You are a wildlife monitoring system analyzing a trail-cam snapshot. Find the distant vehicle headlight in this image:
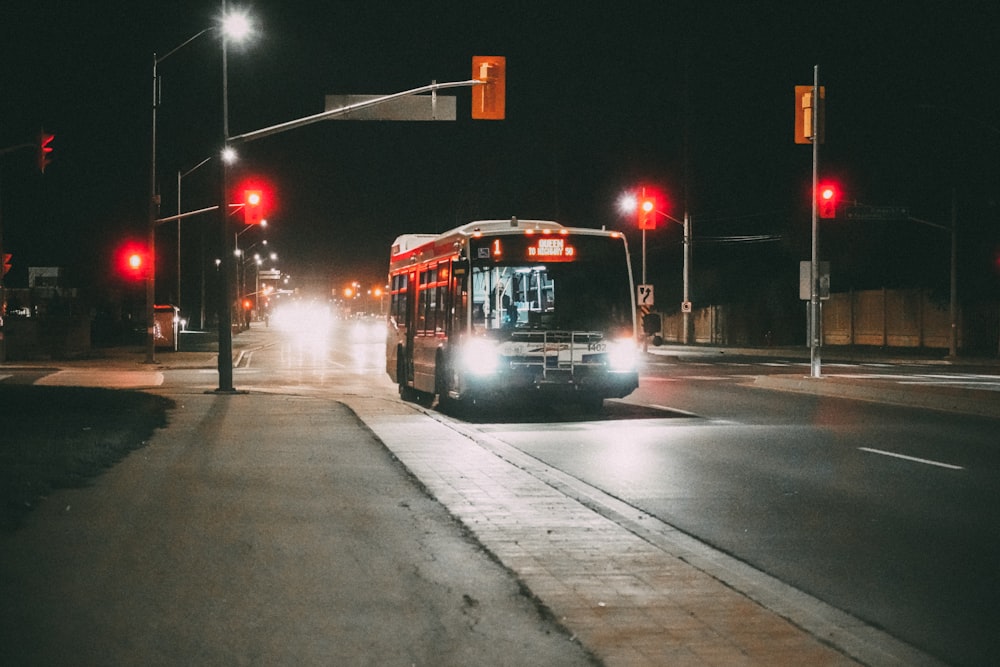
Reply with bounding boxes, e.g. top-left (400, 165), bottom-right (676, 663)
top-left (460, 338), bottom-right (502, 375)
top-left (607, 337), bottom-right (637, 371)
